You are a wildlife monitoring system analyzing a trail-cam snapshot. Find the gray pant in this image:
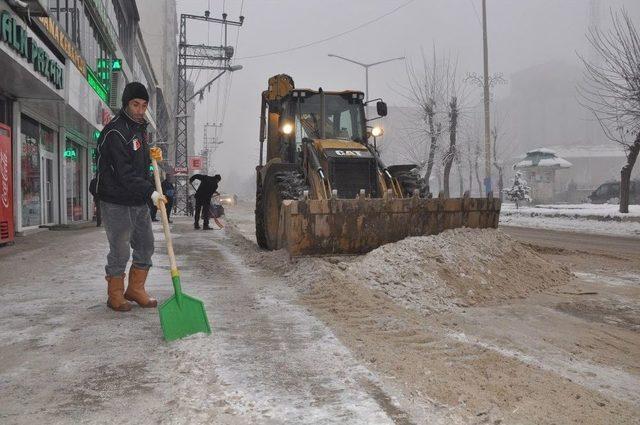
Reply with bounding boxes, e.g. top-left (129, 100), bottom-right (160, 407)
top-left (101, 201), bottom-right (154, 277)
